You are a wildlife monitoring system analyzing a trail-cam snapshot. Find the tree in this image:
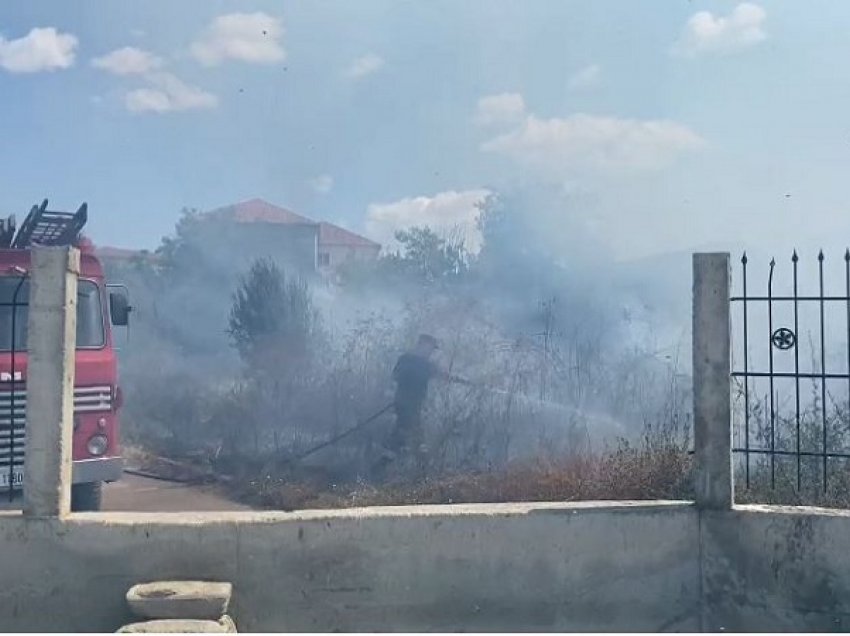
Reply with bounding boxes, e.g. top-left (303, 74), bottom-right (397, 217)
top-left (227, 258), bottom-right (317, 364)
top-left (156, 208), bottom-right (204, 275)
top-left (381, 226), bottom-right (469, 283)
